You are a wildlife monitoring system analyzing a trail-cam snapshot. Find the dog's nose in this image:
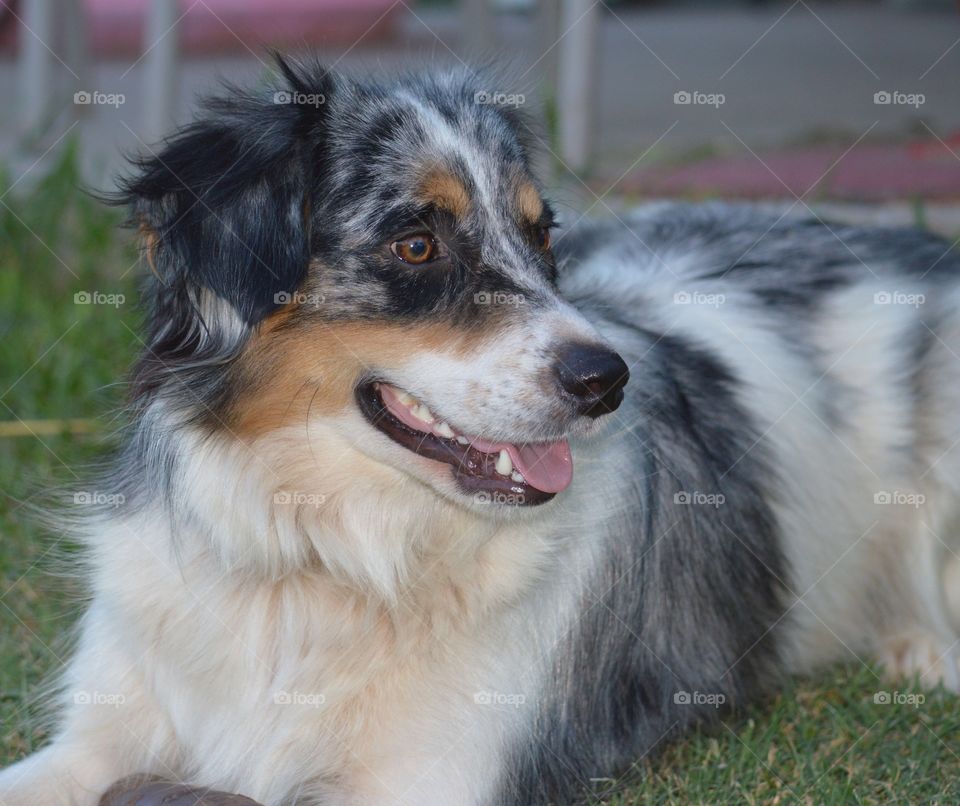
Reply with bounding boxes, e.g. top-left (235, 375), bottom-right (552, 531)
top-left (553, 343), bottom-right (630, 418)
